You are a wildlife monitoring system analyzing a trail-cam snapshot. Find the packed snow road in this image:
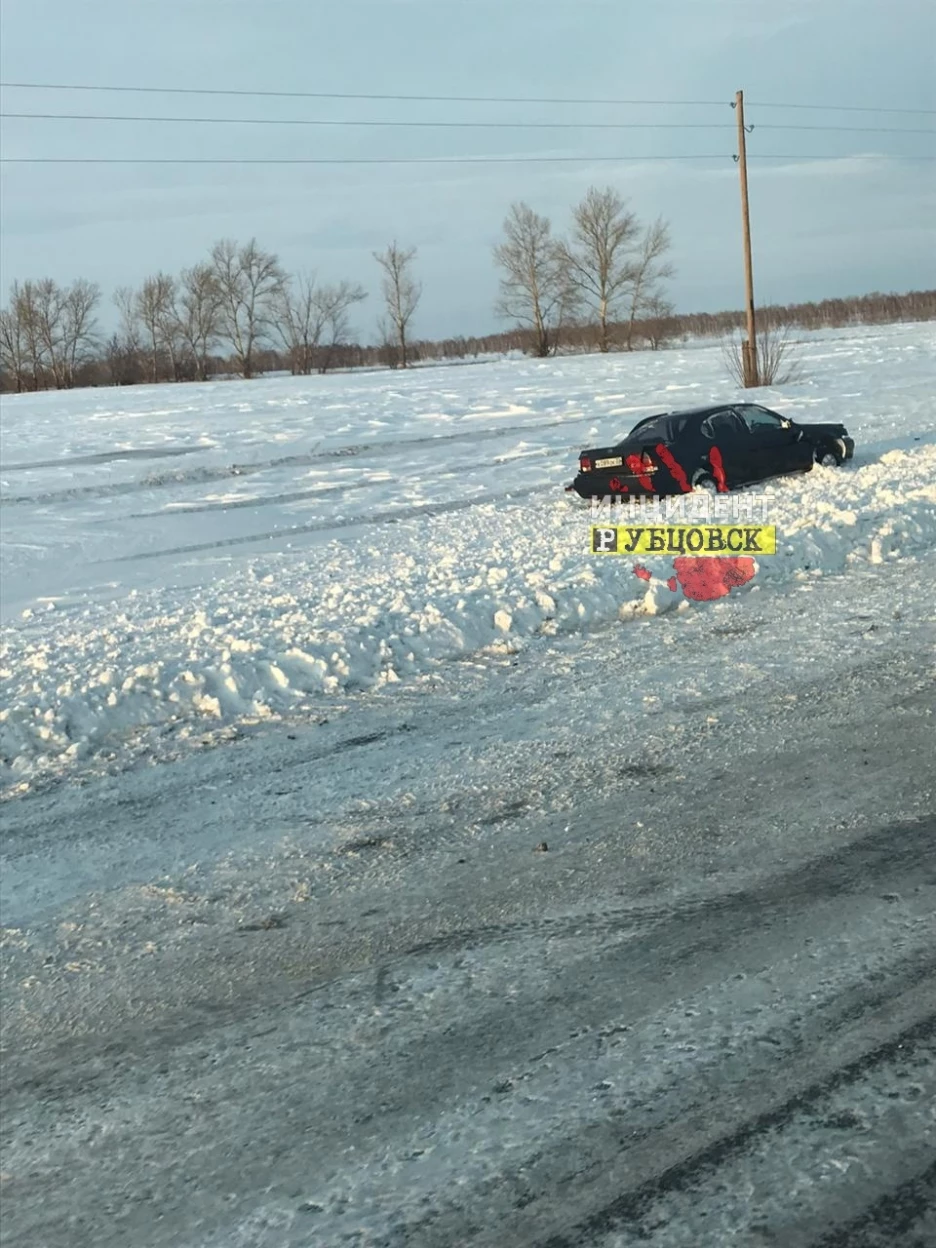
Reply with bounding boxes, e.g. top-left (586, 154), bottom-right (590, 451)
top-left (1, 548), bottom-right (934, 1247)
